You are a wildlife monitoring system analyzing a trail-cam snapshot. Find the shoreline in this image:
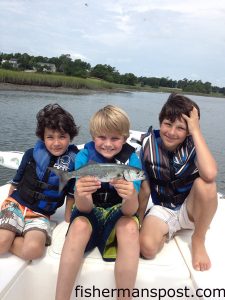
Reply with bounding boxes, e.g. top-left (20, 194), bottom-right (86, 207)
top-left (0, 83), bottom-right (128, 95)
top-left (1, 83), bottom-right (224, 99)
